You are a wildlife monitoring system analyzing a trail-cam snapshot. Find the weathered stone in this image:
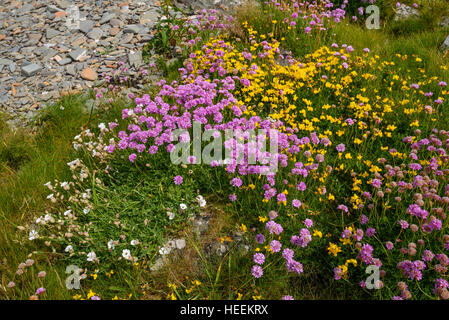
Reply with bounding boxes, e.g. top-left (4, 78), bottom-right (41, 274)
top-left (100, 12), bottom-right (115, 24)
top-left (80, 67), bottom-right (97, 81)
top-left (58, 58), bottom-right (72, 66)
top-left (66, 64), bottom-right (76, 76)
top-left (87, 28), bottom-right (103, 40)
top-left (109, 27), bottom-right (120, 36)
top-left (22, 63), bottom-right (42, 76)
top-left (79, 20), bottom-right (94, 34)
top-left (46, 28), bottom-right (59, 39)
top-left (123, 24), bottom-right (142, 34)
top-left (69, 47), bottom-right (87, 61)
top-left (139, 11), bottom-right (158, 25)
